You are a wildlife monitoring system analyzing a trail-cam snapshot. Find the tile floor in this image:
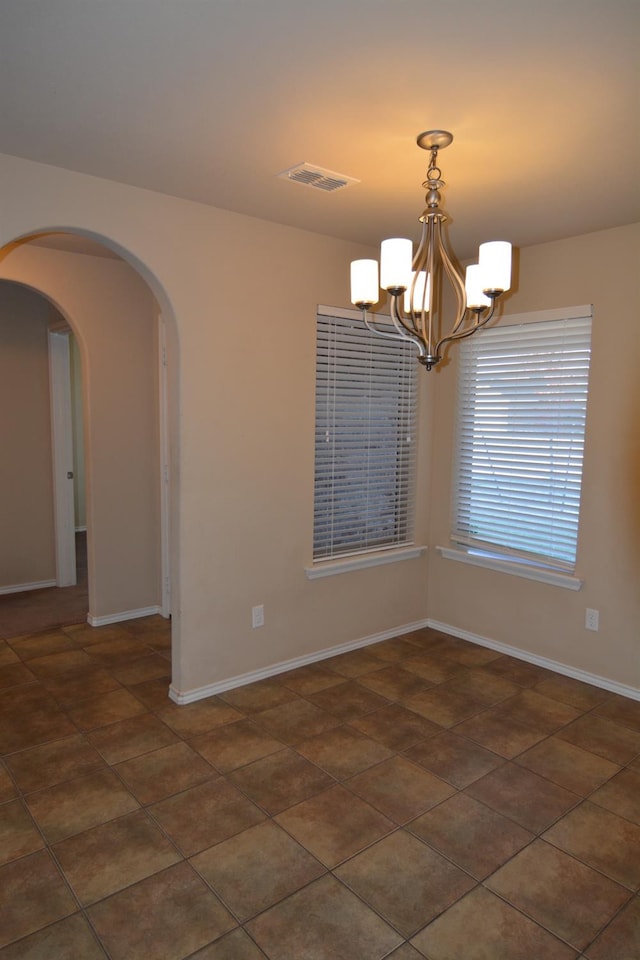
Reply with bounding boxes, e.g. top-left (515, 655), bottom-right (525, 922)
top-left (1, 619), bottom-right (639, 959)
